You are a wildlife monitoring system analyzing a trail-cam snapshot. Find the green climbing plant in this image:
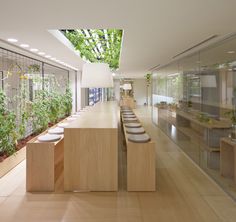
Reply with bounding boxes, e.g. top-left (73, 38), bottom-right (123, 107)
top-left (0, 90), bottom-right (18, 156)
top-left (62, 86), bottom-right (72, 116)
top-left (18, 111), bottom-right (29, 139)
top-left (31, 85), bottom-right (73, 132)
top-left (17, 75), bottom-right (30, 139)
top-left (62, 29), bottom-right (123, 70)
top-left (47, 91), bottom-right (62, 124)
top-left (31, 91), bottom-right (50, 133)
top-left (0, 90), bottom-right (6, 114)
